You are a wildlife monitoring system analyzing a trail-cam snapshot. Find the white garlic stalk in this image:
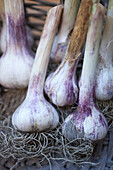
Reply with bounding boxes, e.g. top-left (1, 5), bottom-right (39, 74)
top-left (0, 14), bottom-right (6, 53)
top-left (0, 0), bottom-right (34, 89)
top-left (45, 0), bottom-right (93, 107)
top-left (62, 3), bottom-right (108, 141)
top-left (0, 0), bottom-right (34, 53)
top-left (95, 0), bottom-right (113, 100)
top-left (12, 5), bottom-right (62, 132)
top-left (0, 0), bottom-right (5, 53)
top-left (51, 0), bottom-right (80, 63)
